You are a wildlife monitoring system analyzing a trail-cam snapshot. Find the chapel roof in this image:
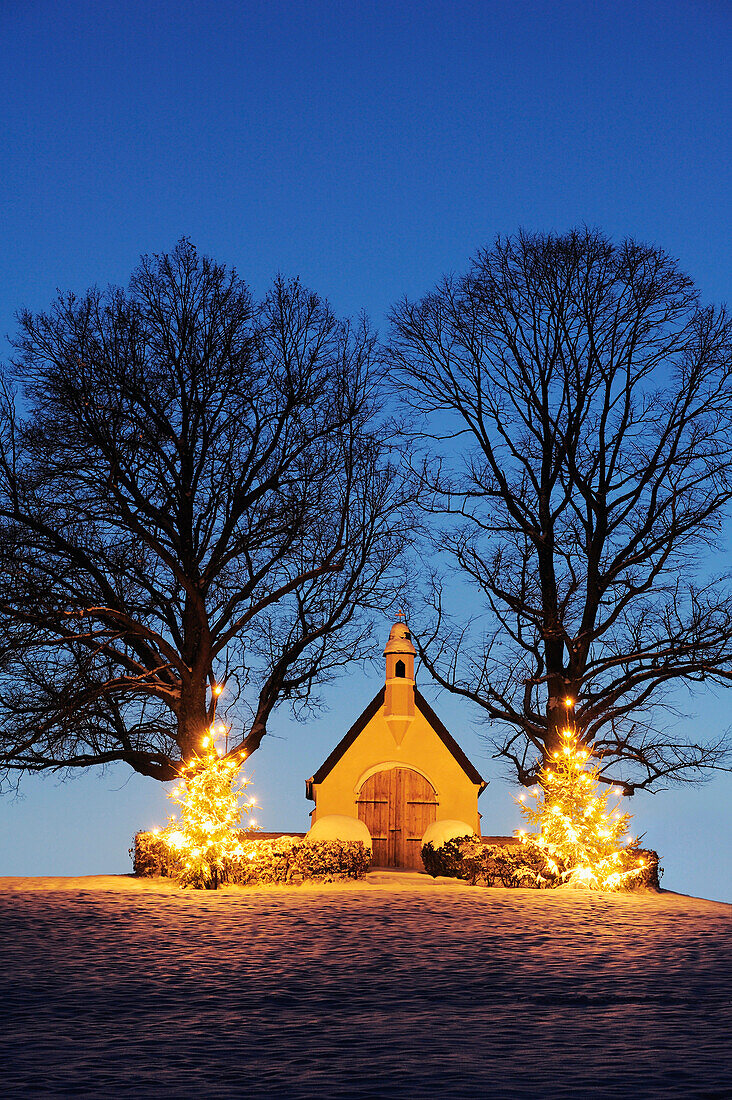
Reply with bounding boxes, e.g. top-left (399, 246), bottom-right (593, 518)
top-left (306, 686), bottom-right (486, 794)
